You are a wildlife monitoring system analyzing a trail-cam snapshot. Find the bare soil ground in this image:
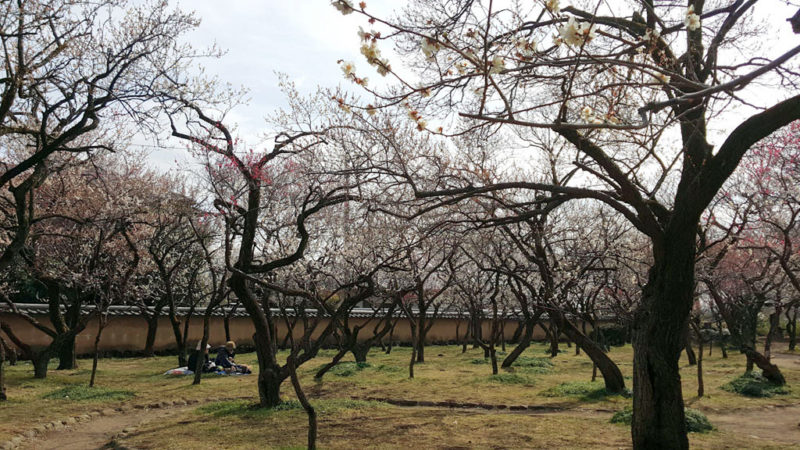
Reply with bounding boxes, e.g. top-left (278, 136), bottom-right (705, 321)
top-left (21, 405), bottom-right (194, 450)
top-left (707, 405), bottom-right (800, 446)
top-left (20, 403), bottom-right (800, 449)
